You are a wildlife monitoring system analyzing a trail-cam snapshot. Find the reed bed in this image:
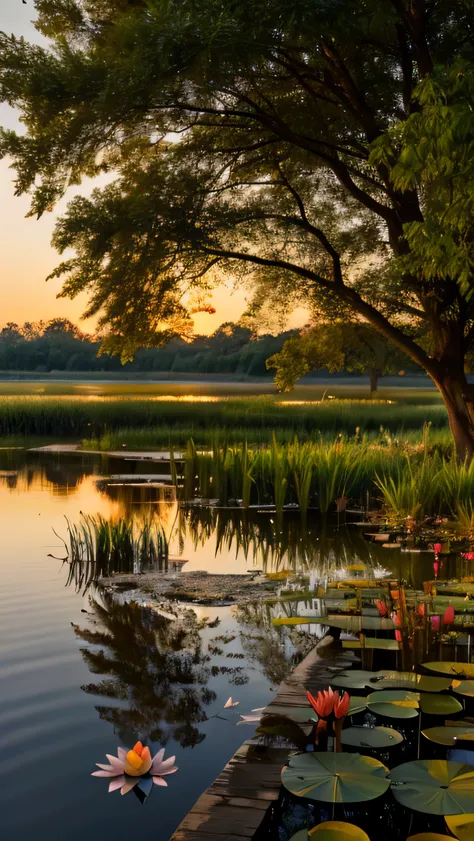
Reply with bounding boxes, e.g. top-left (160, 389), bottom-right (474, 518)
top-left (60, 513), bottom-right (169, 590)
top-left (0, 393), bottom-right (448, 438)
top-left (175, 431), bottom-right (474, 519)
